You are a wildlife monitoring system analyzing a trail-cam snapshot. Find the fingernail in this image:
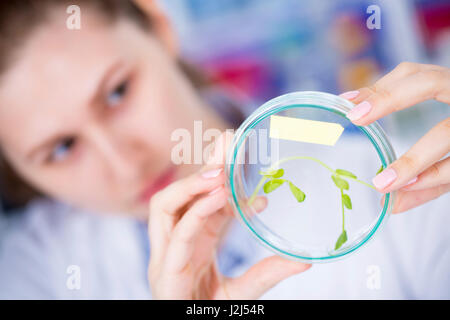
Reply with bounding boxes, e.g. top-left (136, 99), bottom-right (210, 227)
top-left (201, 168), bottom-right (222, 179)
top-left (339, 90), bottom-right (360, 100)
top-left (347, 101), bottom-right (372, 121)
top-left (208, 186), bottom-right (223, 195)
top-left (403, 176), bottom-right (418, 188)
top-left (372, 168), bottom-right (397, 190)
top-left (252, 196), bottom-right (268, 212)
